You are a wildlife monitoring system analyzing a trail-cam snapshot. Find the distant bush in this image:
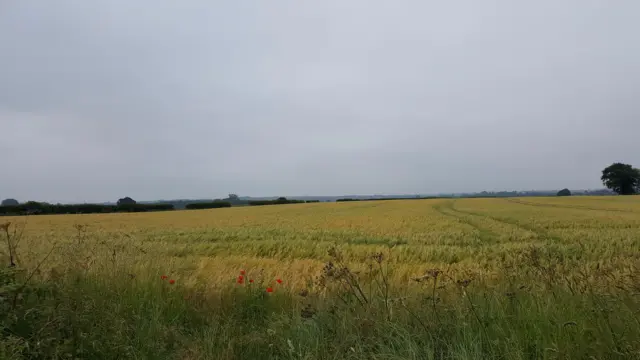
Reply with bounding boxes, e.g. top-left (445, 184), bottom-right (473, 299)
top-left (336, 198), bottom-right (360, 202)
top-left (117, 197), bottom-right (137, 206)
top-left (185, 202), bottom-right (232, 210)
top-left (305, 200), bottom-right (320, 203)
top-left (557, 188), bottom-right (572, 196)
top-left (1, 198), bottom-right (19, 206)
